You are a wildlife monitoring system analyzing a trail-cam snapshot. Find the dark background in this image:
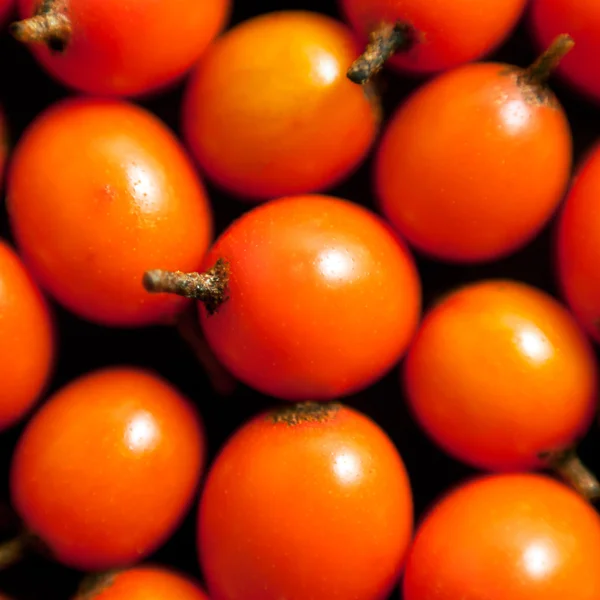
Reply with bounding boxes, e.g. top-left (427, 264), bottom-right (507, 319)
top-left (1, 0), bottom-right (600, 598)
